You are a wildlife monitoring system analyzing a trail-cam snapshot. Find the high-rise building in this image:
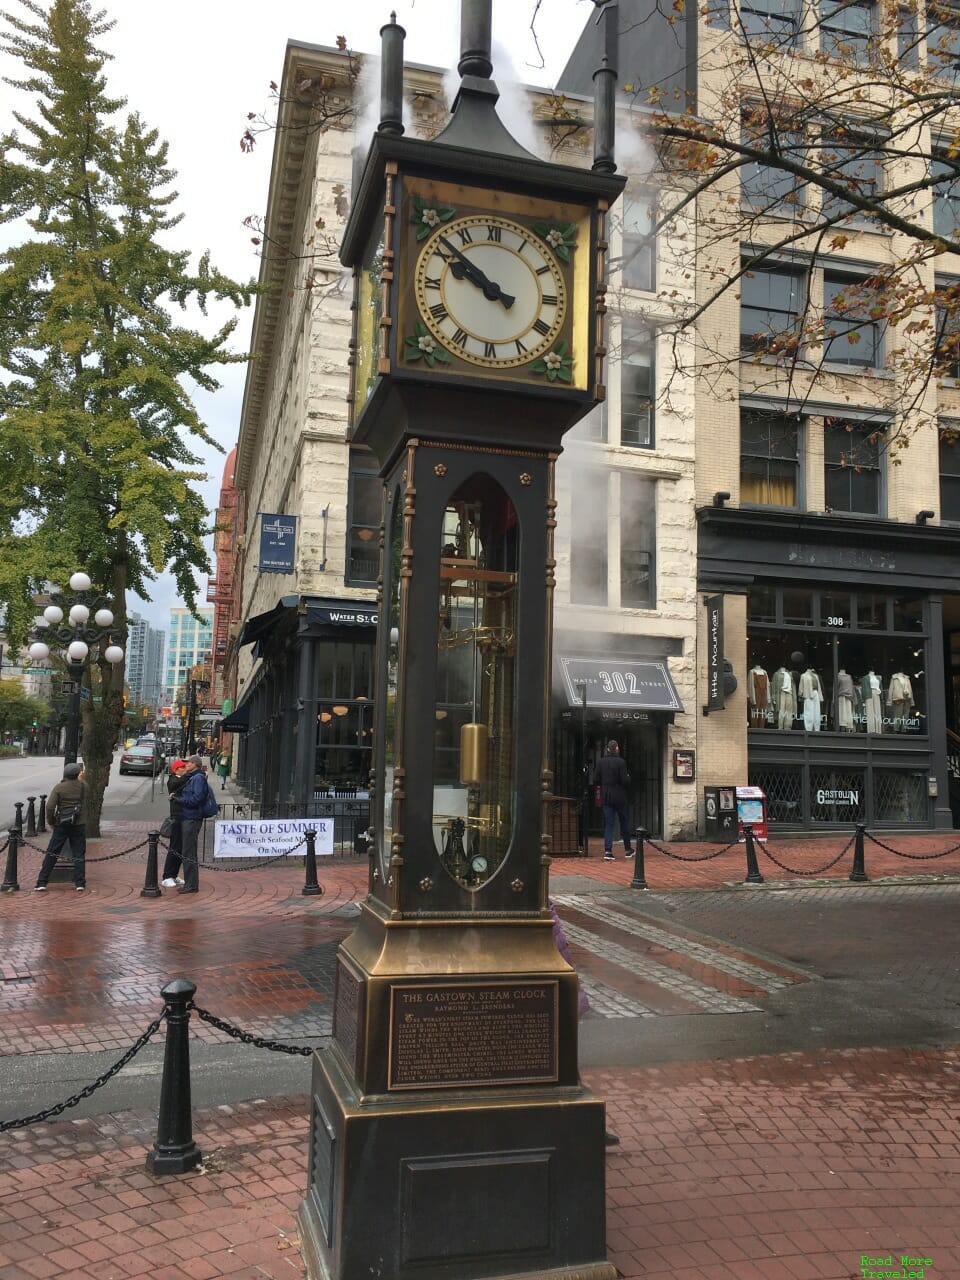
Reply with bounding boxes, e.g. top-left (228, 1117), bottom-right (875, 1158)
top-left (163, 607), bottom-right (214, 707)
top-left (126, 613), bottom-right (165, 711)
